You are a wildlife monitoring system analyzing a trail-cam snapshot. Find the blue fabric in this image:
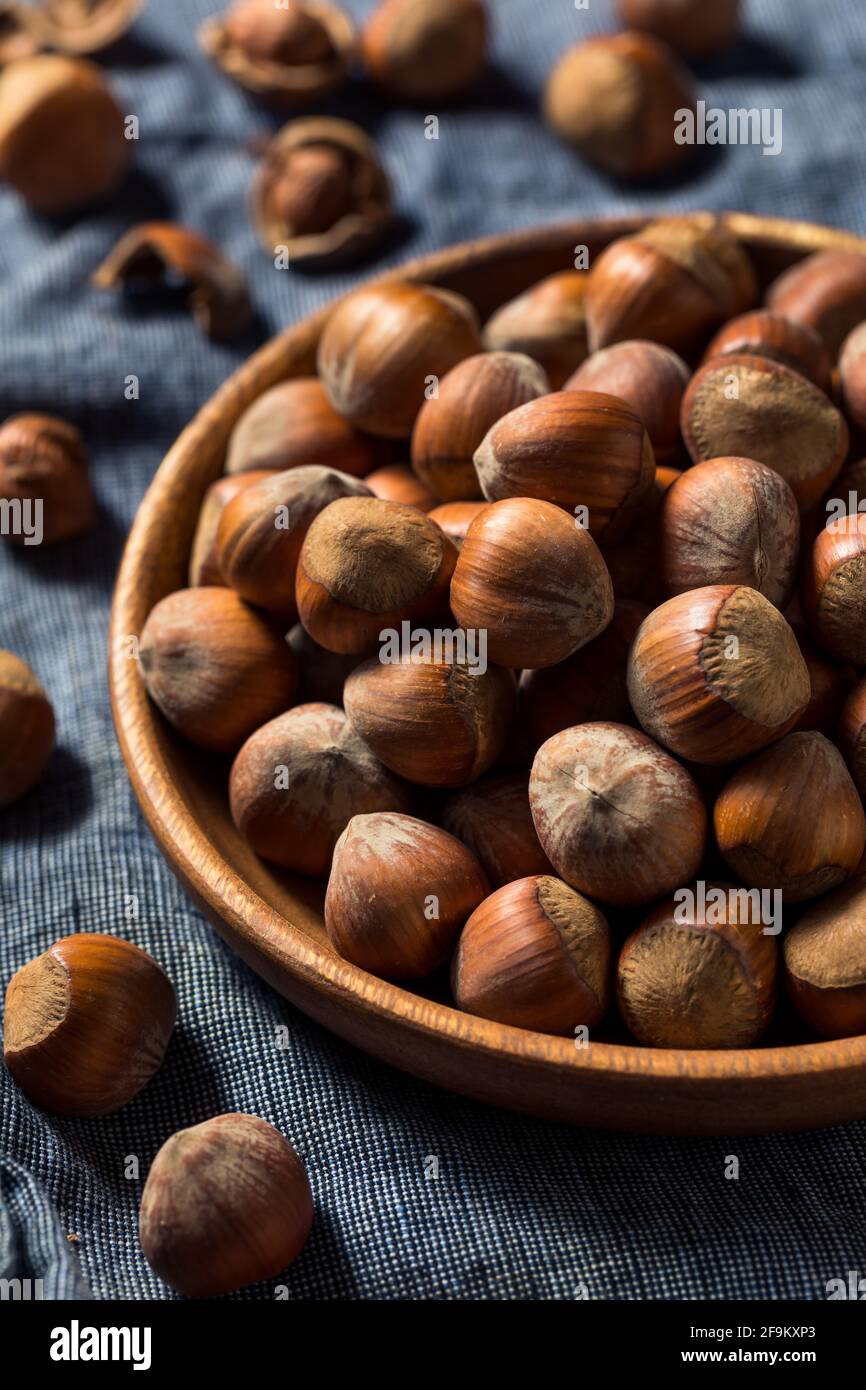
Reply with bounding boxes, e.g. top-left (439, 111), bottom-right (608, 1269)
top-left (2, 0), bottom-right (866, 1301)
